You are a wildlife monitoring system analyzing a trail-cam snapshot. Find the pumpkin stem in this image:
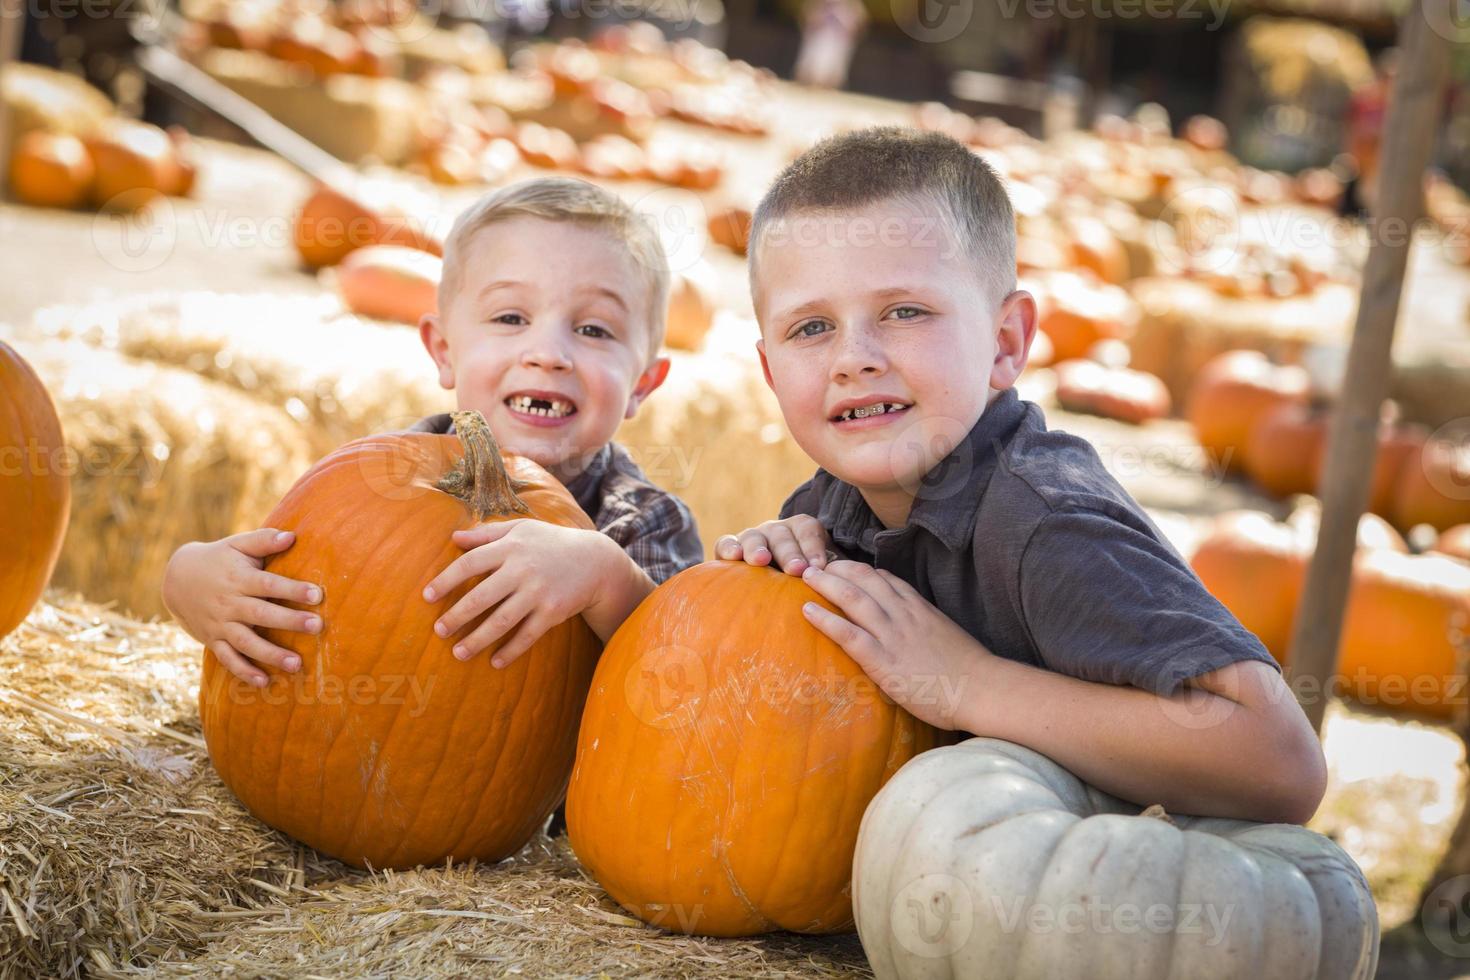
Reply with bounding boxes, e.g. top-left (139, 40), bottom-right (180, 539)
top-left (1140, 803), bottom-right (1174, 825)
top-left (435, 410), bottom-right (532, 522)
